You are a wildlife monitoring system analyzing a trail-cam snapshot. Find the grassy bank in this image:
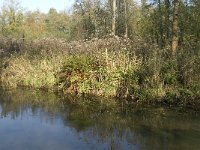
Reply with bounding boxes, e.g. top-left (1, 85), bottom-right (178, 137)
top-left (0, 37), bottom-right (200, 105)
